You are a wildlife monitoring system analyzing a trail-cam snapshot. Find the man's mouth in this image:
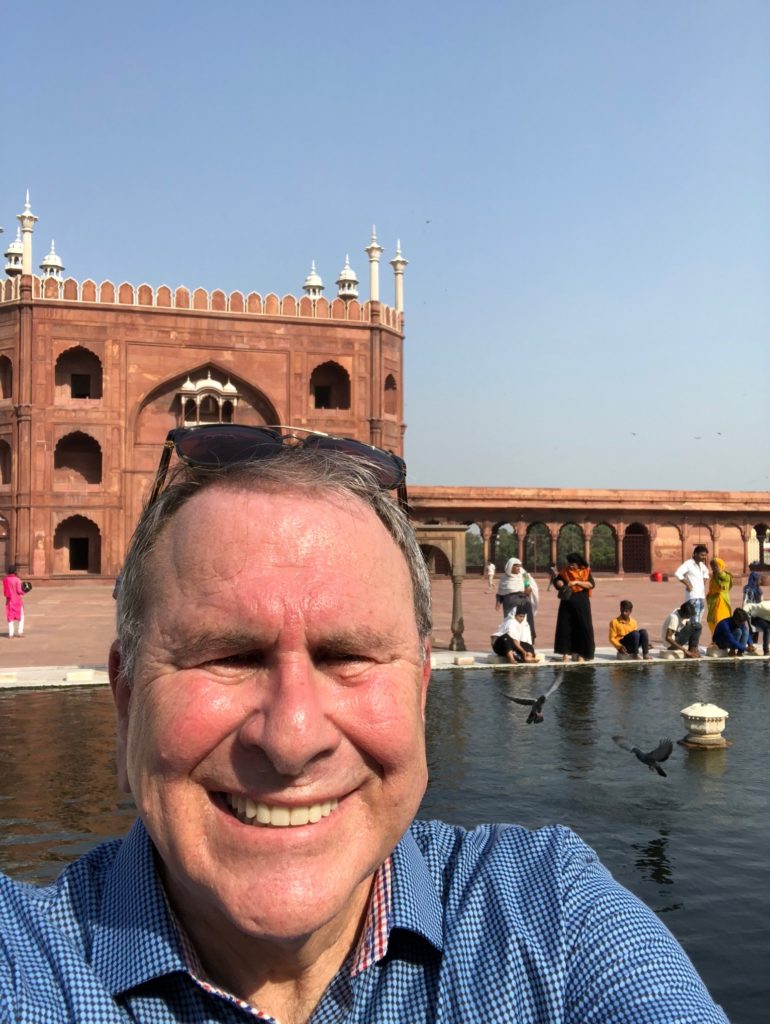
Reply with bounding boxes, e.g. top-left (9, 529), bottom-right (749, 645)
top-left (222, 792), bottom-right (340, 827)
